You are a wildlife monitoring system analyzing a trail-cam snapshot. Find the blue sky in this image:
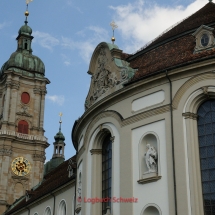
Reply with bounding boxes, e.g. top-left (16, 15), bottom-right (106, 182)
top-left (0, 0), bottom-right (208, 161)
